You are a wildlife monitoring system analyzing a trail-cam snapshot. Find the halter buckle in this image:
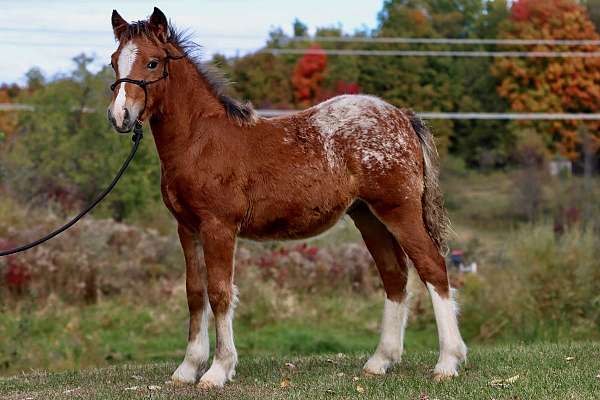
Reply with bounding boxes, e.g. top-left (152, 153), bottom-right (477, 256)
top-left (132, 120), bottom-right (144, 142)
